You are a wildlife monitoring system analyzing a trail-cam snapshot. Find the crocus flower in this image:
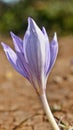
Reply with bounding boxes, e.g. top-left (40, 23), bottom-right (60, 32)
top-left (1, 17), bottom-right (58, 93)
top-left (1, 17), bottom-right (59, 130)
